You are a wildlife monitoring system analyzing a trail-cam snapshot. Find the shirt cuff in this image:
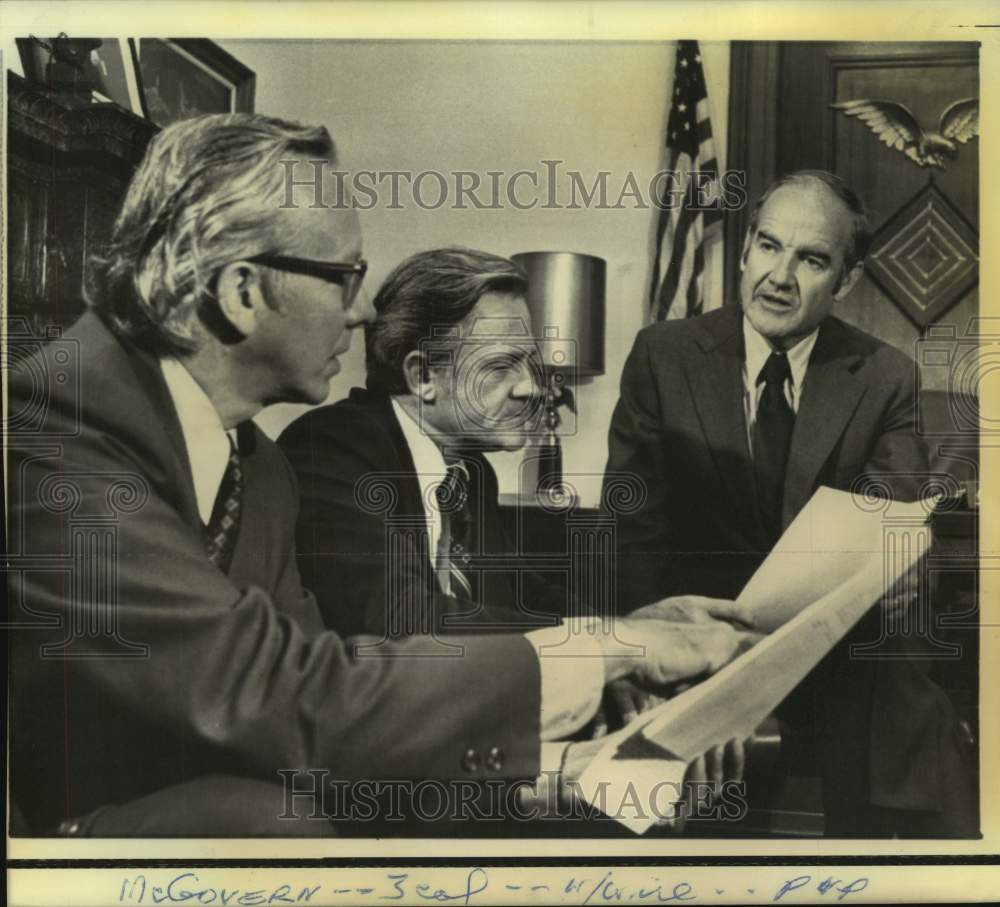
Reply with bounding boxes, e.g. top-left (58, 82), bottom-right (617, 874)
top-left (526, 623), bottom-right (605, 741)
top-left (540, 741), bottom-right (571, 777)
